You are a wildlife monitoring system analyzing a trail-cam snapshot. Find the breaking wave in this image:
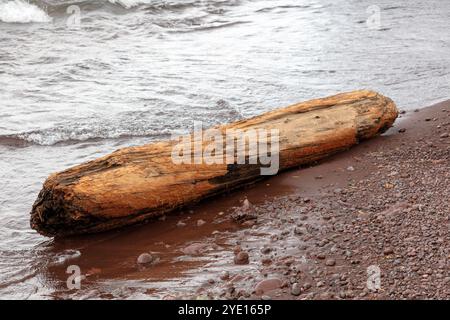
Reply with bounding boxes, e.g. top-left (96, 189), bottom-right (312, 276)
top-left (0, 0), bottom-right (241, 25)
top-left (0, 123), bottom-right (181, 146)
top-left (107, 0), bottom-right (153, 9)
top-left (0, 0), bottom-right (52, 23)
top-left (0, 128), bottom-right (172, 146)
